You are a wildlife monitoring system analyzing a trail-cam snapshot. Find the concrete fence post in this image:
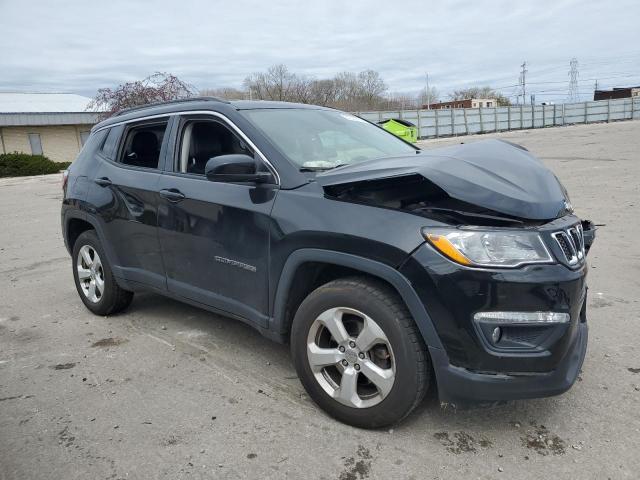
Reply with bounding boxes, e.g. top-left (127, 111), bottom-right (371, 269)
top-left (584, 102), bottom-right (588, 124)
top-left (607, 99), bottom-right (611, 123)
top-left (531, 105), bottom-right (535, 129)
top-left (479, 108), bottom-right (484, 133)
top-left (507, 106), bottom-right (511, 131)
top-left (632, 97), bottom-right (636, 119)
top-left (553, 104), bottom-right (557, 126)
top-left (463, 107), bottom-right (469, 135)
top-left (450, 107), bottom-right (455, 136)
top-left (494, 107), bottom-right (498, 132)
top-left (416, 109), bottom-right (422, 139)
top-left (520, 105), bottom-right (524, 129)
top-left (435, 110), bottom-right (439, 138)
